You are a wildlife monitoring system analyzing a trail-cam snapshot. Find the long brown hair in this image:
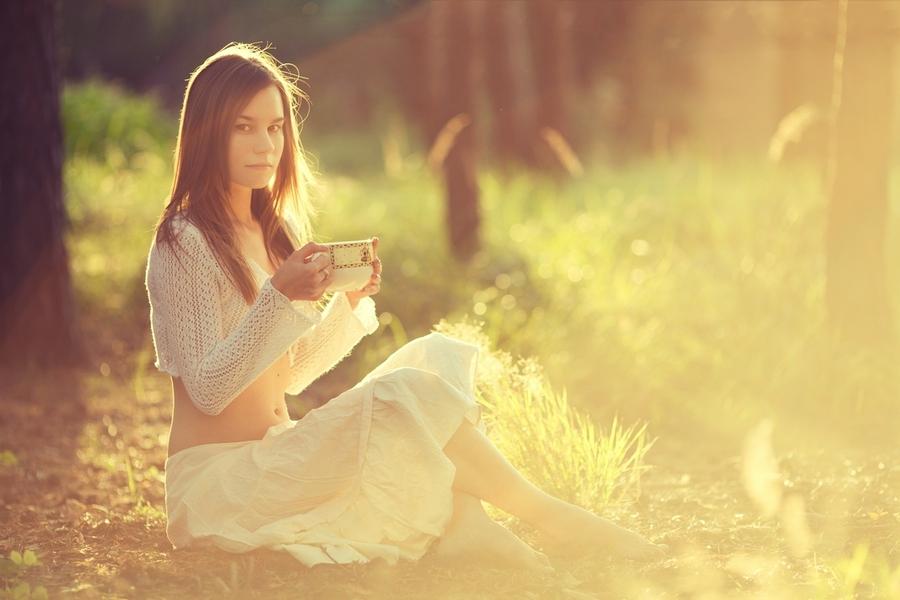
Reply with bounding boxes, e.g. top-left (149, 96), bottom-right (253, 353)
top-left (154, 42), bottom-right (319, 303)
